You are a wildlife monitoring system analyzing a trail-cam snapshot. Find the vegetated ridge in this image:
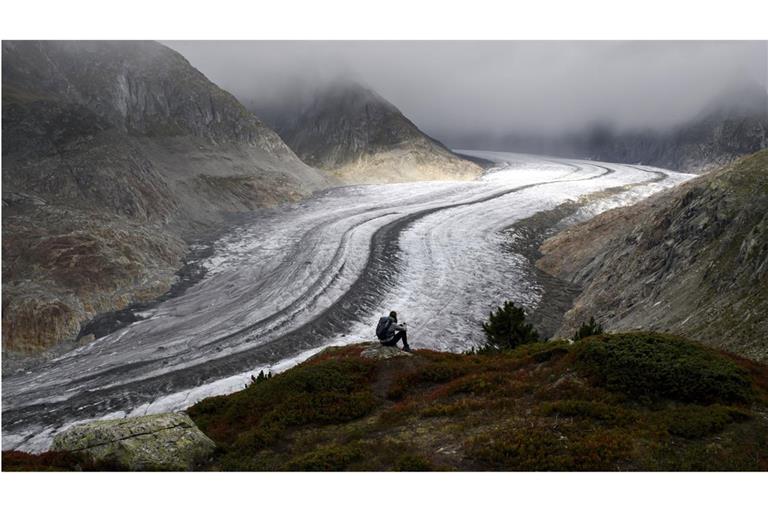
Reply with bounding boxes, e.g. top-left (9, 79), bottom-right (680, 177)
top-left (5, 333), bottom-right (768, 470)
